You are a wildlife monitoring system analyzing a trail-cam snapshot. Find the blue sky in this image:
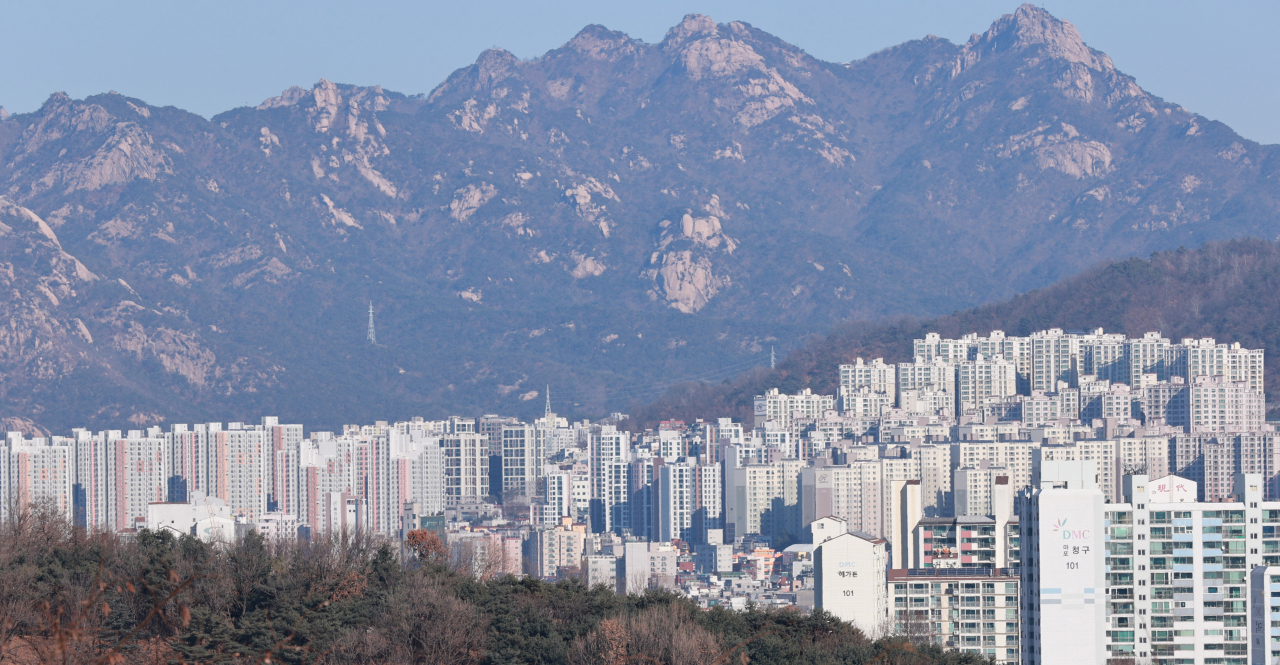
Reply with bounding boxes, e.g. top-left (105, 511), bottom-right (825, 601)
top-left (4, 1), bottom-right (1278, 144)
